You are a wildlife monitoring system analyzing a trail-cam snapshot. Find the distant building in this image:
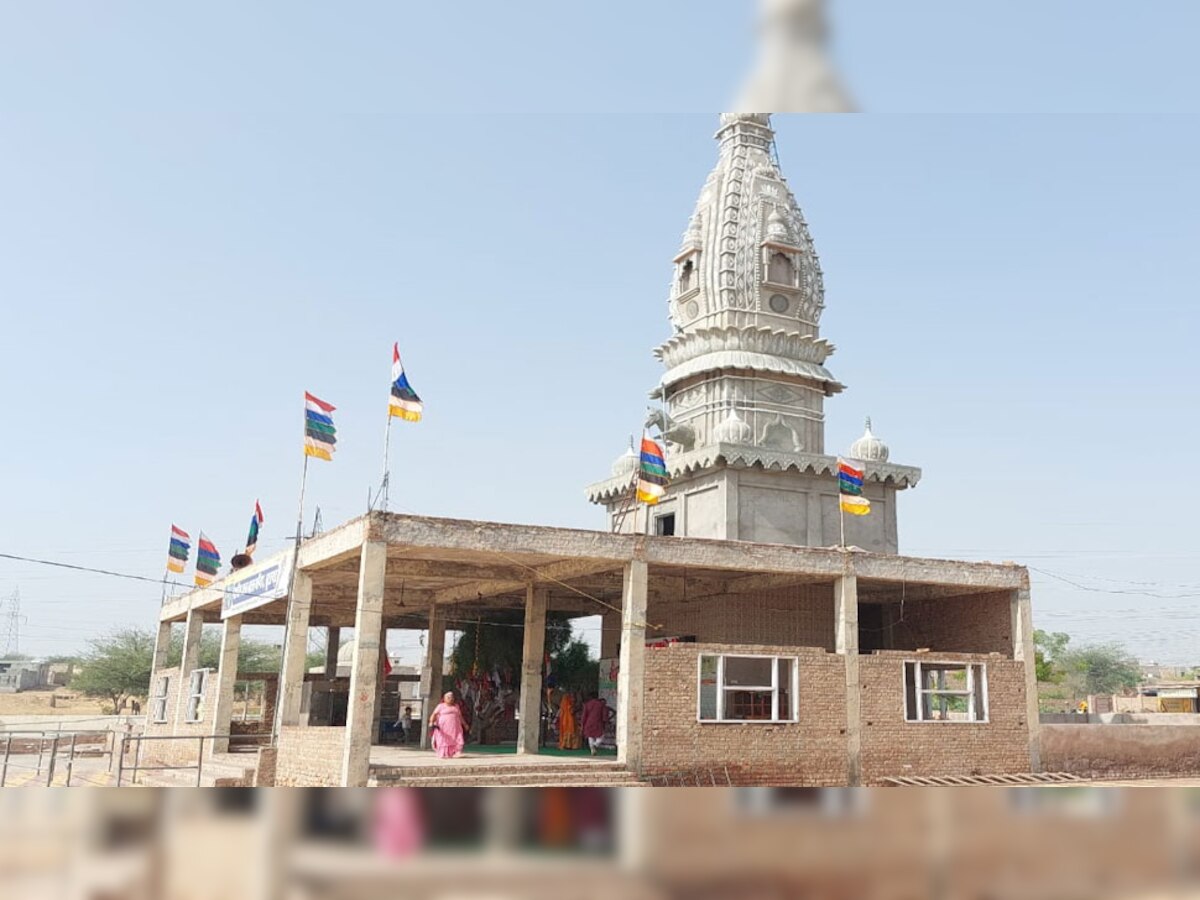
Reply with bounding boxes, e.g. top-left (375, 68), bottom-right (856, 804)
top-left (0, 659), bottom-right (49, 693)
